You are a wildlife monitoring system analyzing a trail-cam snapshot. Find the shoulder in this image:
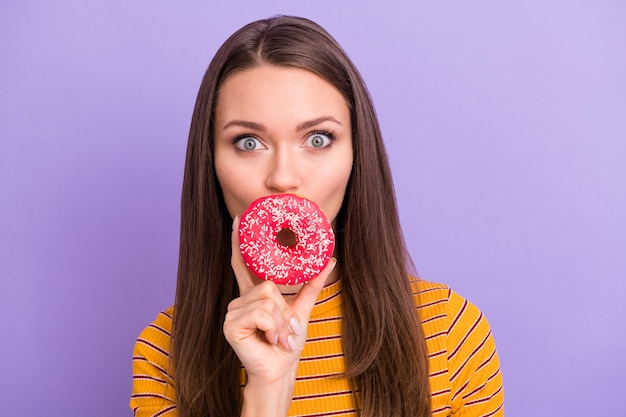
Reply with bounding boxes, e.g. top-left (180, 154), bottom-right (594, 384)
top-left (131, 307), bottom-right (177, 415)
top-left (410, 279), bottom-right (451, 307)
top-left (143, 306), bottom-right (174, 332)
top-left (133, 307), bottom-right (175, 366)
top-left (409, 278), bottom-right (452, 327)
top-left (410, 279), bottom-right (504, 415)
top-left (409, 278), bottom-right (497, 360)
top-left (137, 306), bottom-right (174, 340)
top-left (409, 278), bottom-right (485, 332)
